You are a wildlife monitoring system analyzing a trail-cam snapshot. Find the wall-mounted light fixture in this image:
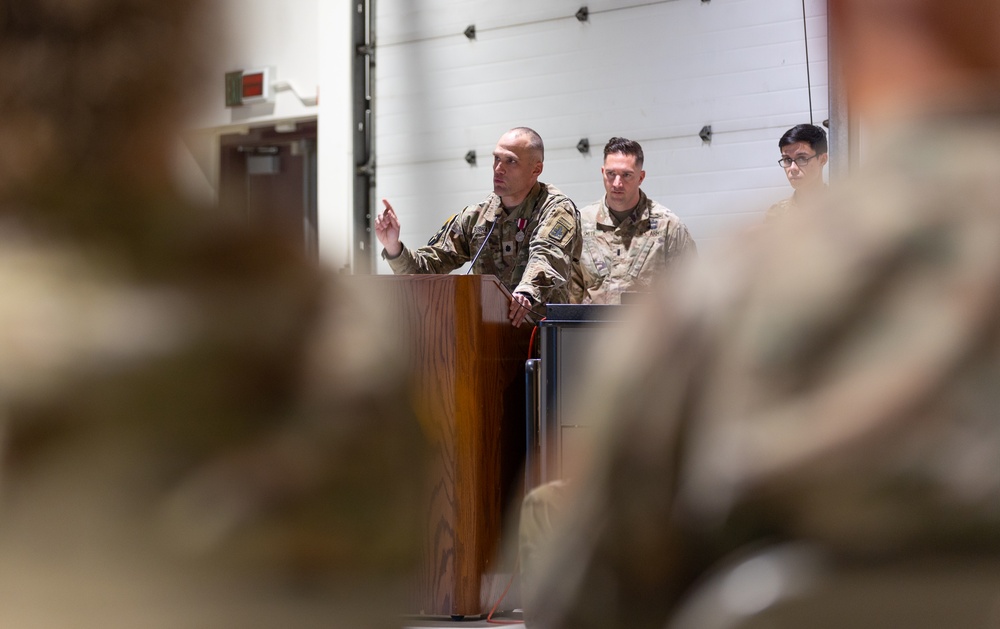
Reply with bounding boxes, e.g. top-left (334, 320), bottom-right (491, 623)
top-left (225, 67), bottom-right (318, 107)
top-left (225, 68), bottom-right (272, 107)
